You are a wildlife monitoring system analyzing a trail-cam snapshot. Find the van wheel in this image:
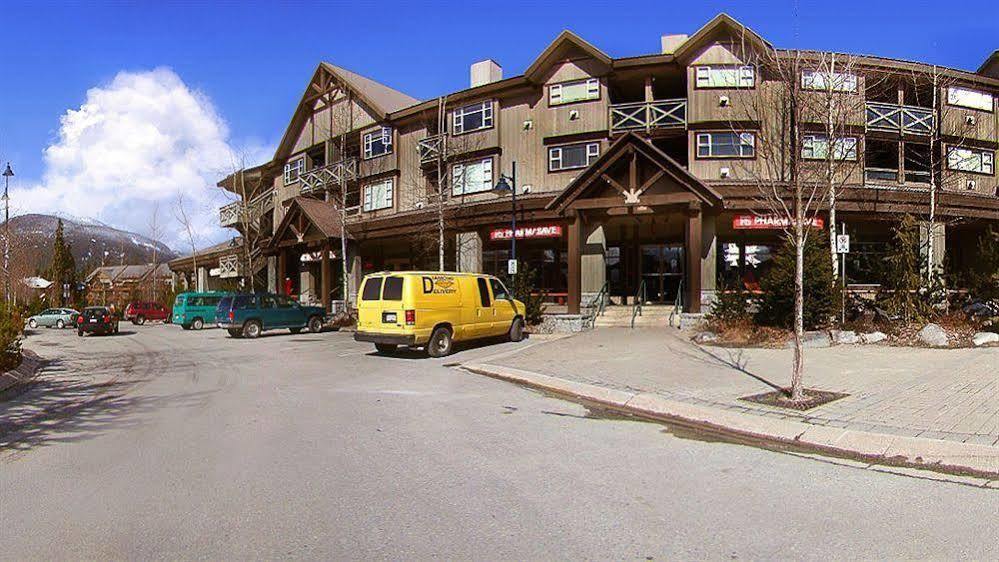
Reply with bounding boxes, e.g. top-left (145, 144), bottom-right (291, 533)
top-left (56, 319), bottom-right (65, 329)
top-left (375, 343), bottom-right (396, 354)
top-left (508, 318), bottom-right (525, 342)
top-left (243, 320), bottom-right (262, 339)
top-left (427, 326), bottom-right (453, 358)
top-left (307, 316), bottom-right (323, 333)
top-left (226, 328), bottom-right (242, 338)
top-left (136, 315), bottom-right (146, 326)
top-left (192, 318), bottom-right (204, 330)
